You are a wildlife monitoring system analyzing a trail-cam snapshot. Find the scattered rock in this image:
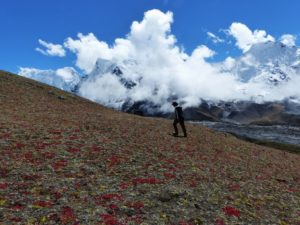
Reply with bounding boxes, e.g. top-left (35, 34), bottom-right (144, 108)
top-left (194, 203), bottom-right (201, 209)
top-left (121, 207), bottom-right (135, 217)
top-left (0, 140), bottom-right (10, 147)
top-left (58, 95), bottom-right (66, 100)
top-left (157, 188), bottom-right (183, 202)
top-left (137, 186), bottom-right (148, 195)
